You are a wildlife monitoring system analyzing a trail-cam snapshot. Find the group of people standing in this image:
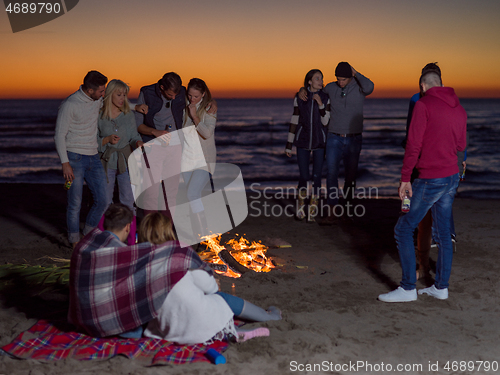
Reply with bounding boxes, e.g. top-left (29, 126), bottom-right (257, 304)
top-left (54, 71), bottom-right (216, 248)
top-left (285, 62), bottom-right (467, 302)
top-left (285, 62), bottom-right (374, 223)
